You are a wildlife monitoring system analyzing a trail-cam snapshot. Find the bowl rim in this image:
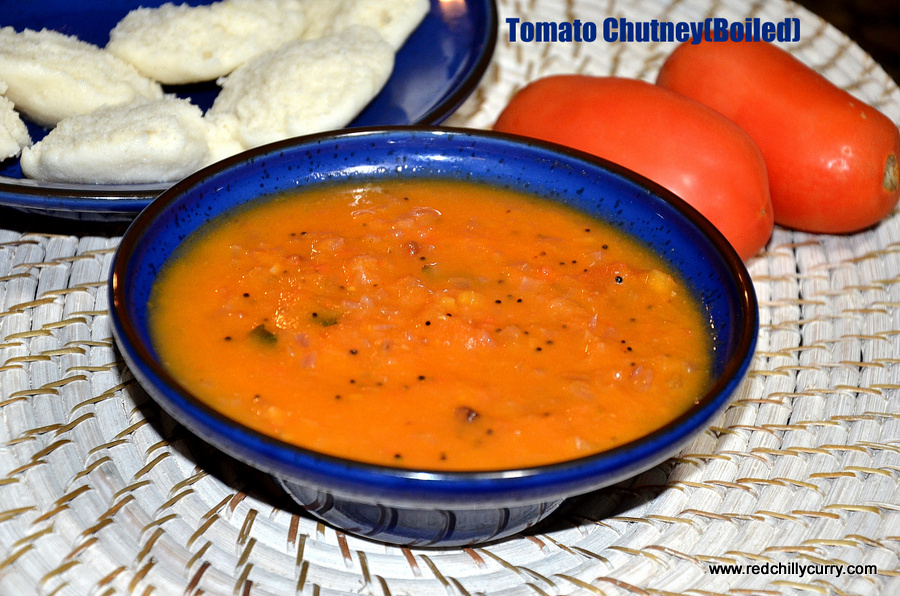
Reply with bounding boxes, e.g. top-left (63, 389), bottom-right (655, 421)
top-left (110, 125), bottom-right (758, 504)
